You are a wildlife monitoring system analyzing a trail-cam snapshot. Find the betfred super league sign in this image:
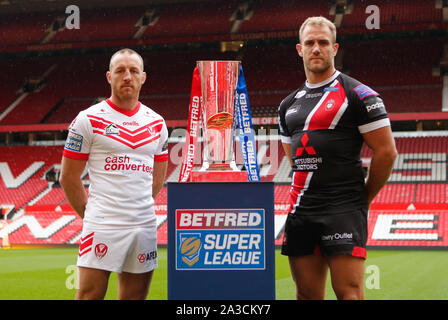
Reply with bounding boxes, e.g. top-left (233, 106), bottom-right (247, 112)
top-left (168, 182), bottom-right (274, 299)
top-left (175, 209), bottom-right (265, 270)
